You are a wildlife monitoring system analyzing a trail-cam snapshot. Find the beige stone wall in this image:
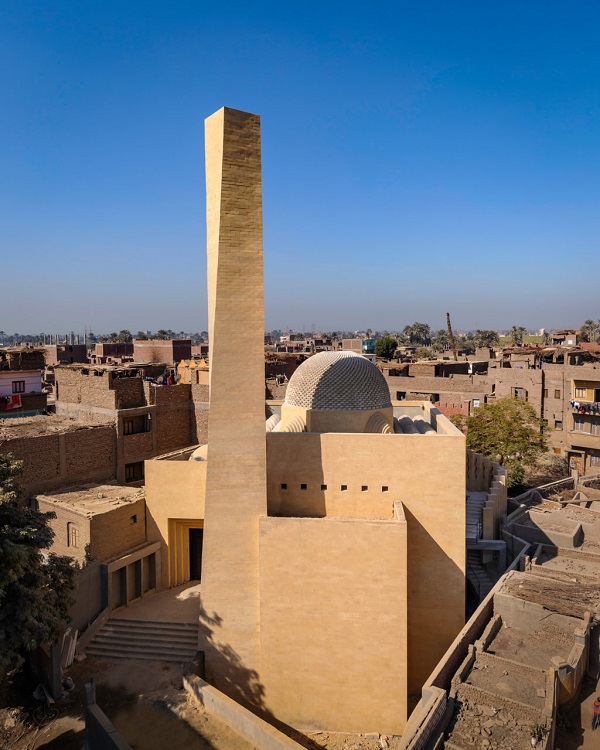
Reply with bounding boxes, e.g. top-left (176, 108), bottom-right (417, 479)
top-left (259, 514), bottom-right (408, 733)
top-left (201, 107), bottom-right (267, 690)
top-left (90, 497), bottom-right (147, 562)
top-left (265, 430), bottom-right (466, 695)
top-left (144, 459), bottom-right (206, 588)
top-left (279, 404), bottom-right (393, 434)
